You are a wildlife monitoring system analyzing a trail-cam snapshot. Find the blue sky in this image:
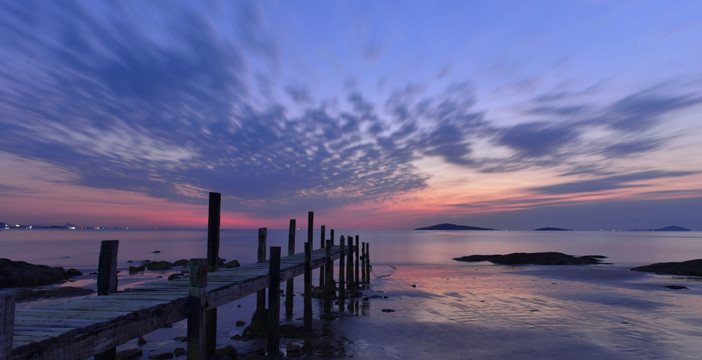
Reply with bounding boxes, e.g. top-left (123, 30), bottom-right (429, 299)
top-left (1, 0), bottom-right (701, 230)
